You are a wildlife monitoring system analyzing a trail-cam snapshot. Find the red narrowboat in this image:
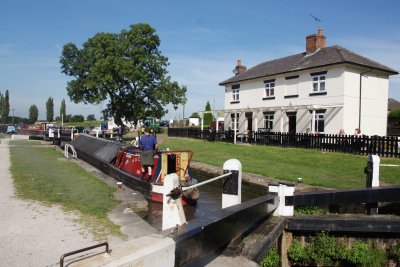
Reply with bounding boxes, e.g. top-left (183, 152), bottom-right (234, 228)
top-left (114, 146), bottom-right (199, 205)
